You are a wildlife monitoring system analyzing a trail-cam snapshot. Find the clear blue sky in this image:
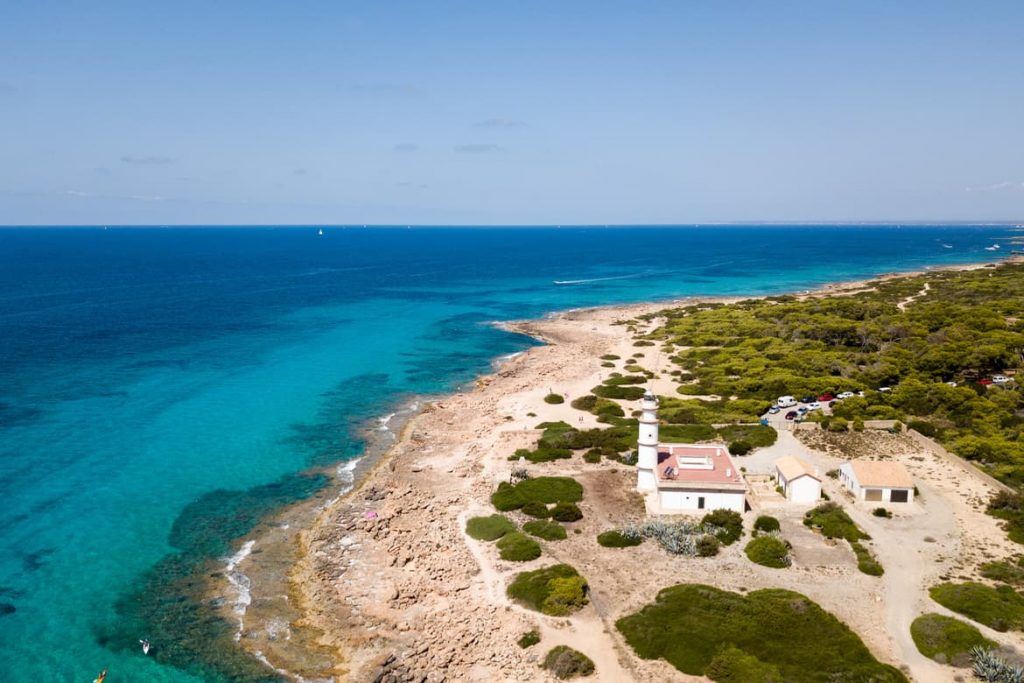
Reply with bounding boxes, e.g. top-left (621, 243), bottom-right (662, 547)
top-left (2, 1), bottom-right (1022, 225)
